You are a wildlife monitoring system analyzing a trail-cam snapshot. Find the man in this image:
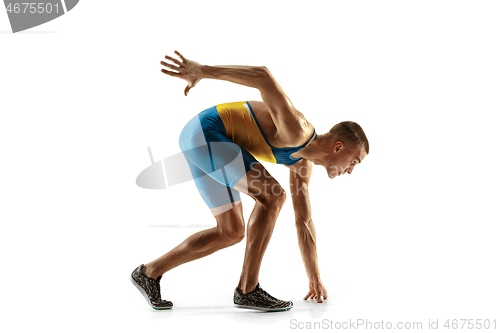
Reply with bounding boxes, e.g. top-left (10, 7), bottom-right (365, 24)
top-left (130, 51), bottom-right (369, 312)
